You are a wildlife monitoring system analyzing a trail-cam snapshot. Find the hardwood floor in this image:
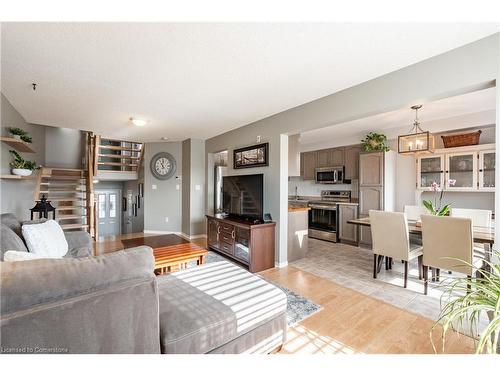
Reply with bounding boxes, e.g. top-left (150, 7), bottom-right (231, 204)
top-left (95, 232), bottom-right (476, 354)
